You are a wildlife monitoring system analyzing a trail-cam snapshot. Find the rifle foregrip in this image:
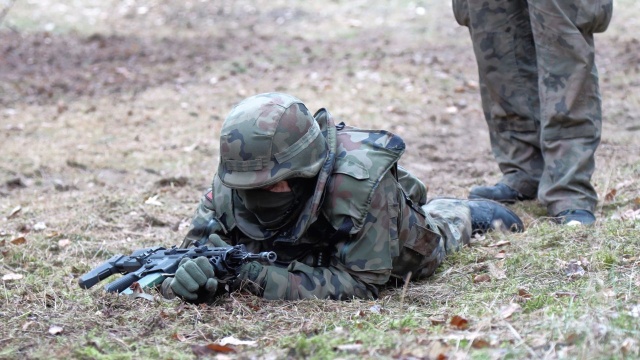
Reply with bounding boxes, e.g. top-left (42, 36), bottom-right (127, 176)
top-left (104, 272), bottom-right (140, 293)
